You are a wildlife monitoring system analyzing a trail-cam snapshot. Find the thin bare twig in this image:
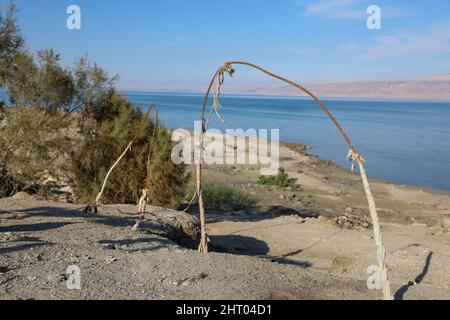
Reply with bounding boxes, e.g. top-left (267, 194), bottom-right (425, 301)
top-left (94, 103), bottom-right (155, 205)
